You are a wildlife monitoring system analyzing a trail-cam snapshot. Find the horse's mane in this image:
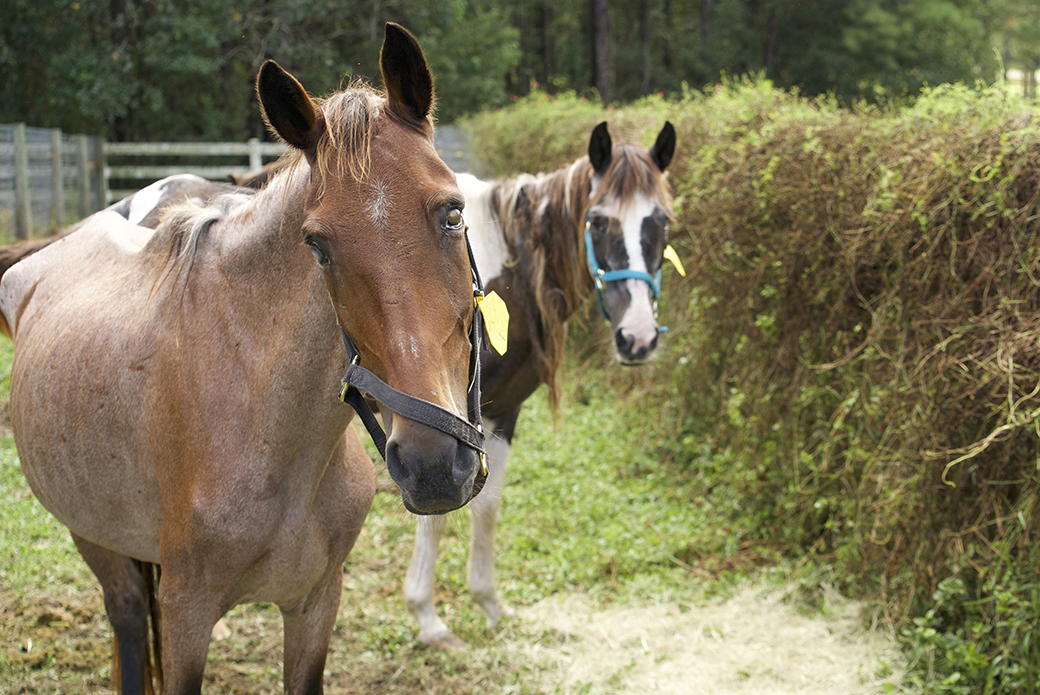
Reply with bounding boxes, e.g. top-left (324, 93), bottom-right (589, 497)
top-left (487, 144), bottom-right (673, 414)
top-left (487, 160), bottom-right (591, 414)
top-left (149, 82), bottom-right (380, 287)
top-left (590, 145), bottom-right (673, 220)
